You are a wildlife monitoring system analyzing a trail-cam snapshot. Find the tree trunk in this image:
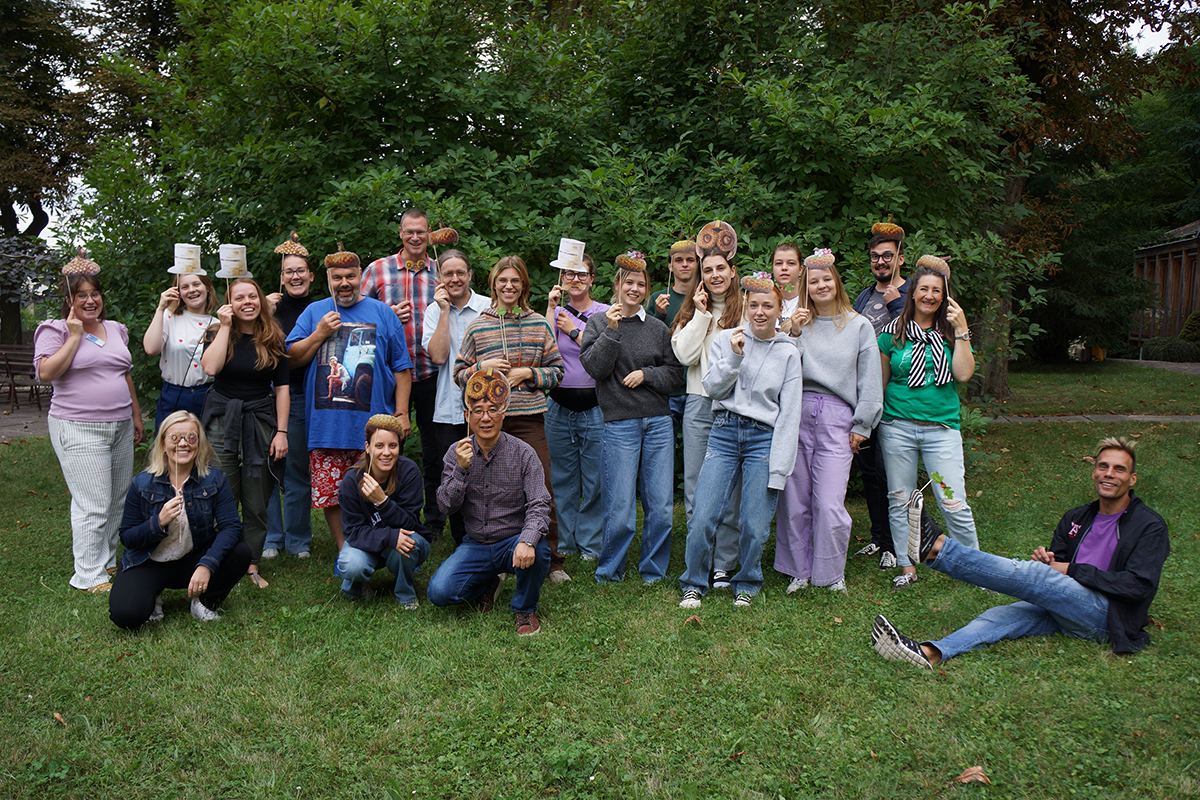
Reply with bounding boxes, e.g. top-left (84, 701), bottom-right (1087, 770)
top-left (974, 168), bottom-right (1029, 399)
